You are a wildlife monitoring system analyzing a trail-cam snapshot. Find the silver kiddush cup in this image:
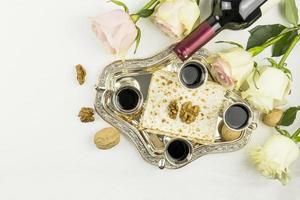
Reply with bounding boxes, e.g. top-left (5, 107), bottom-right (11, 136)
top-left (113, 77), bottom-right (144, 115)
top-left (223, 102), bottom-right (254, 132)
top-left (178, 59), bottom-right (208, 90)
top-left (165, 138), bottom-right (193, 165)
